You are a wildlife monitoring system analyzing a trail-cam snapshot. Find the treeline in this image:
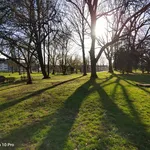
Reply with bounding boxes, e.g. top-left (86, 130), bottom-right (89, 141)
top-left (114, 38), bottom-right (150, 74)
